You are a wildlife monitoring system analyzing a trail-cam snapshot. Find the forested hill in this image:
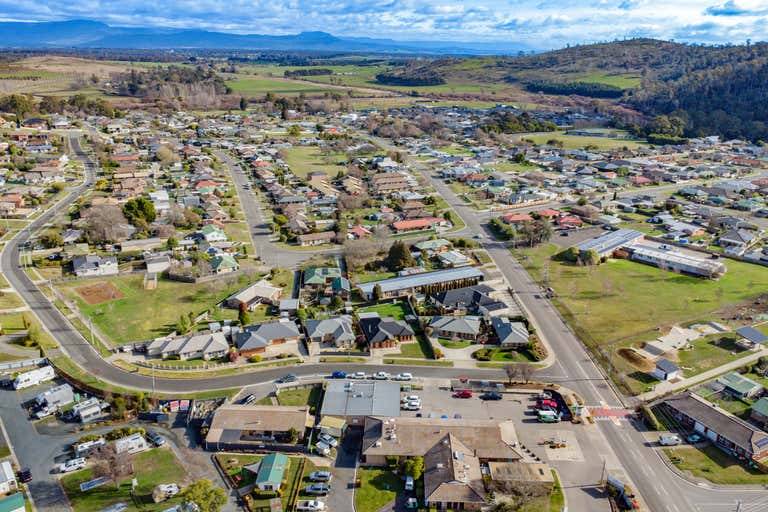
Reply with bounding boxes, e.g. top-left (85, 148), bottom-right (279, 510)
top-left (394, 39), bottom-right (768, 141)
